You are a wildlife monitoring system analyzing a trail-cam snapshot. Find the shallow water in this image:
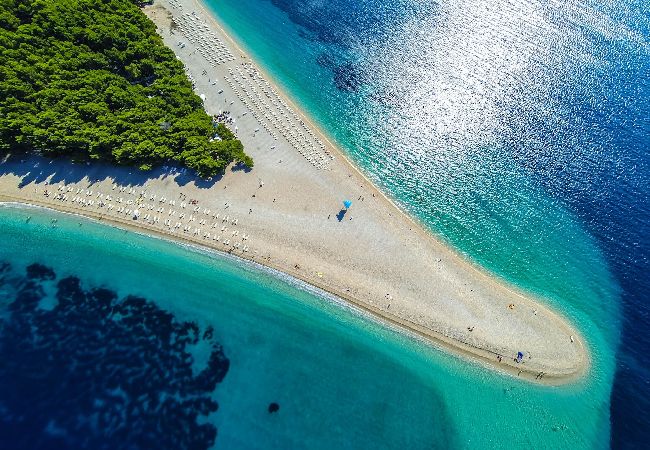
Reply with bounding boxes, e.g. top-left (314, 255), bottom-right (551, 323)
top-left (0, 204), bottom-right (619, 449)
top-left (202, 0), bottom-right (648, 447)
